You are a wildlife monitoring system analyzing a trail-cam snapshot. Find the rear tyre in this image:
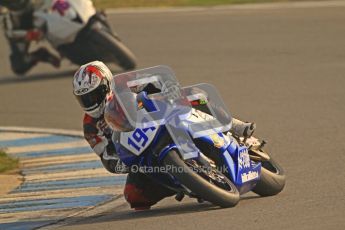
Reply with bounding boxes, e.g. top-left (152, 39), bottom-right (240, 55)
top-left (252, 157), bottom-right (286, 196)
top-left (163, 150), bottom-right (240, 208)
top-left (90, 29), bottom-right (137, 70)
